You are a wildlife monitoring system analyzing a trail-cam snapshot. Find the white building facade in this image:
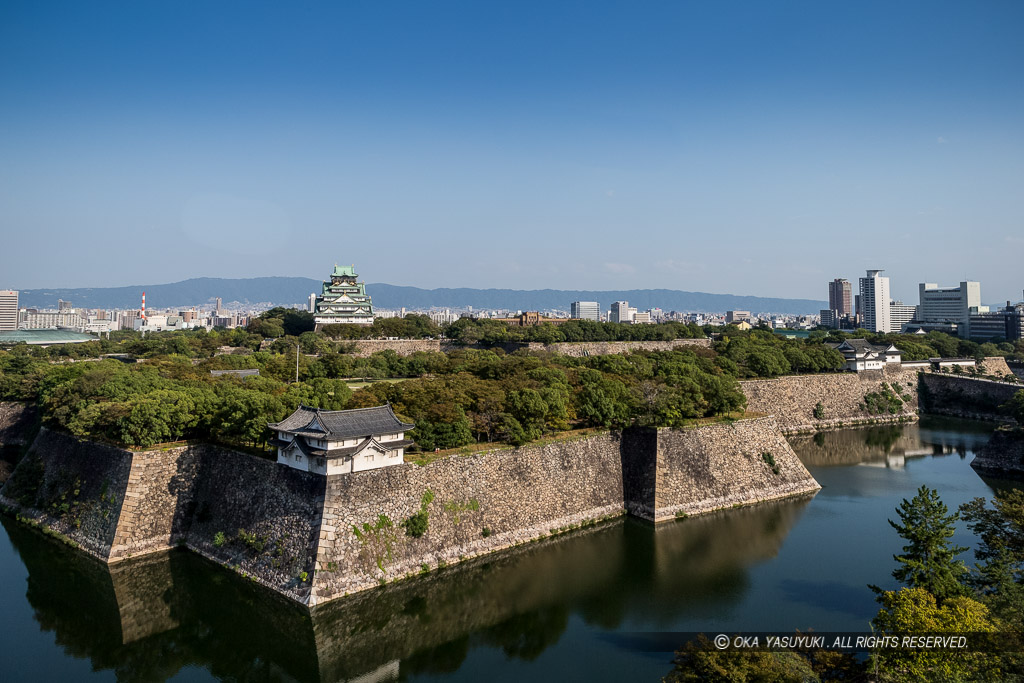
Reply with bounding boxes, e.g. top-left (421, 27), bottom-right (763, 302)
top-left (859, 270), bottom-right (891, 333)
top-left (269, 404), bottom-right (415, 475)
top-left (570, 301), bottom-right (600, 321)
